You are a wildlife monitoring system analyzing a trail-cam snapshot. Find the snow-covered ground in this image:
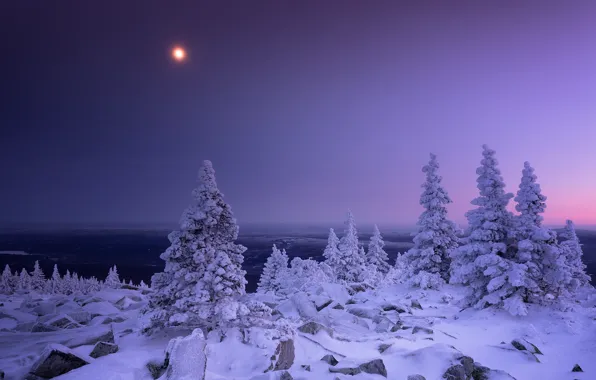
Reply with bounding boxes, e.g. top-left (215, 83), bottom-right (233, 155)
top-left (1, 283), bottom-right (594, 380)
